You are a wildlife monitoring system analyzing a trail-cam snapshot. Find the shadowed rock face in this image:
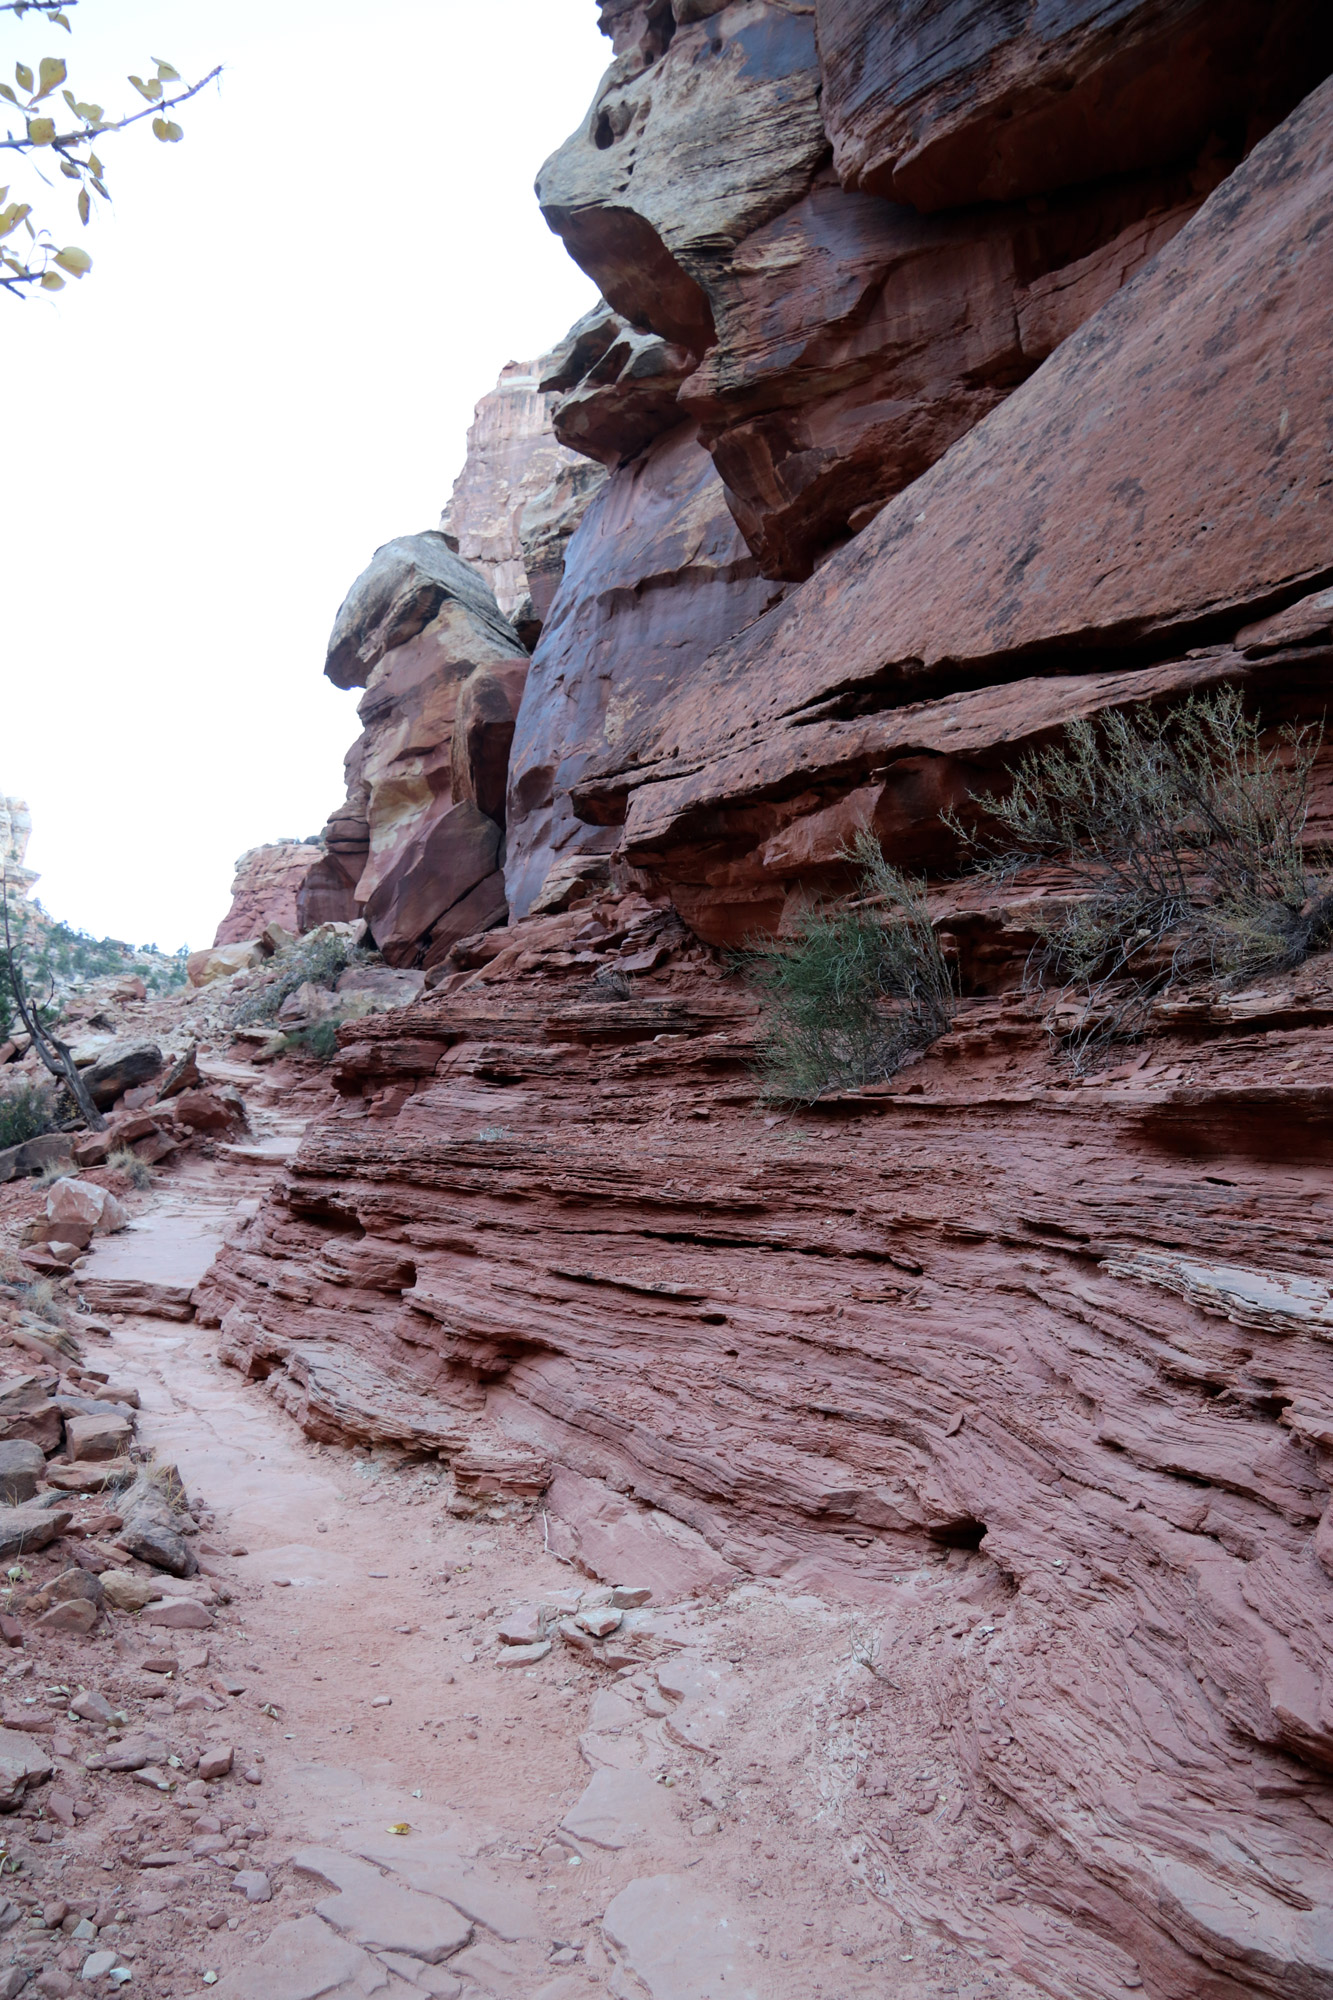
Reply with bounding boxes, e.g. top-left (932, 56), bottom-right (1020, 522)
top-left (503, 422), bottom-right (776, 921)
top-left (574, 76), bottom-right (1333, 940)
top-left (816, 0), bottom-right (1333, 211)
